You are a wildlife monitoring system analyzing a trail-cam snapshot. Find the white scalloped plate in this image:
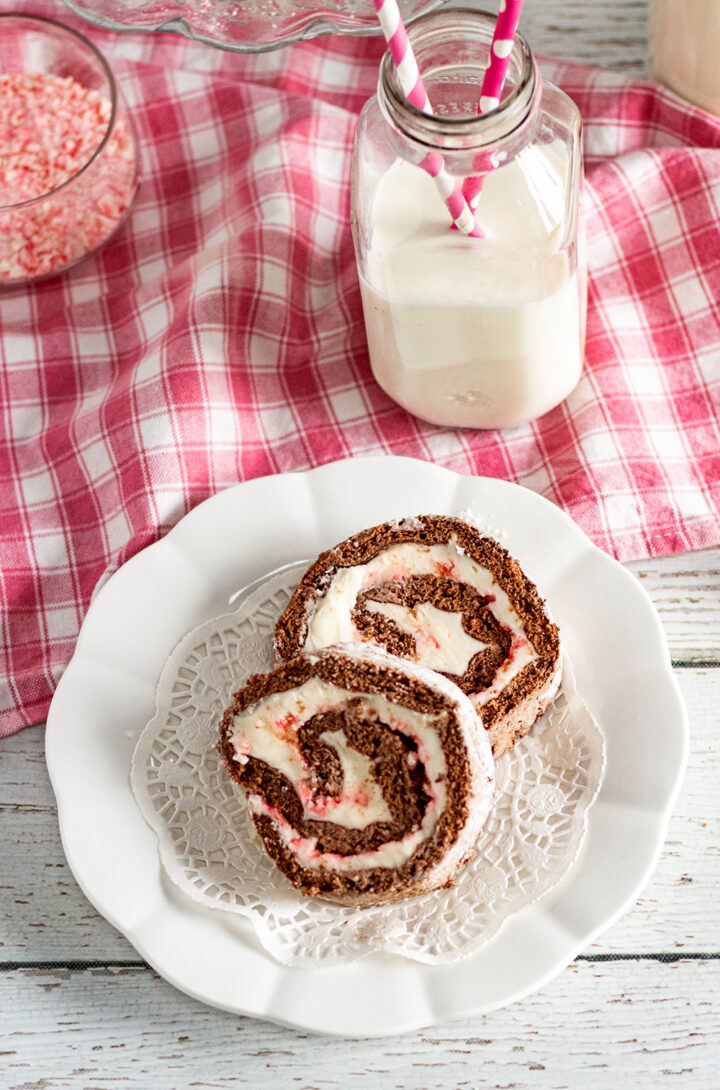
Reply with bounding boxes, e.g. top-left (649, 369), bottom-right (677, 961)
top-left (46, 456), bottom-right (688, 1036)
